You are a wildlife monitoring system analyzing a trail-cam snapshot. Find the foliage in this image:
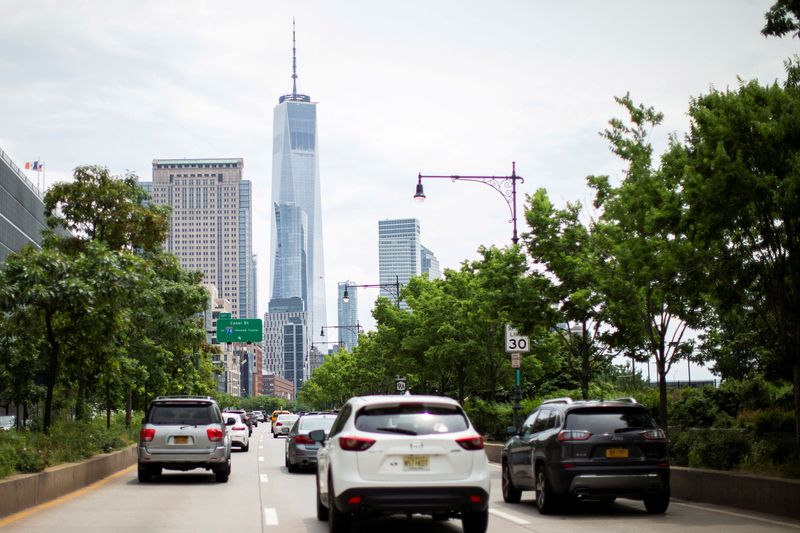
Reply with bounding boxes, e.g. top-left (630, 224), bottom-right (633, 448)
top-left (762, 0), bottom-right (800, 39)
